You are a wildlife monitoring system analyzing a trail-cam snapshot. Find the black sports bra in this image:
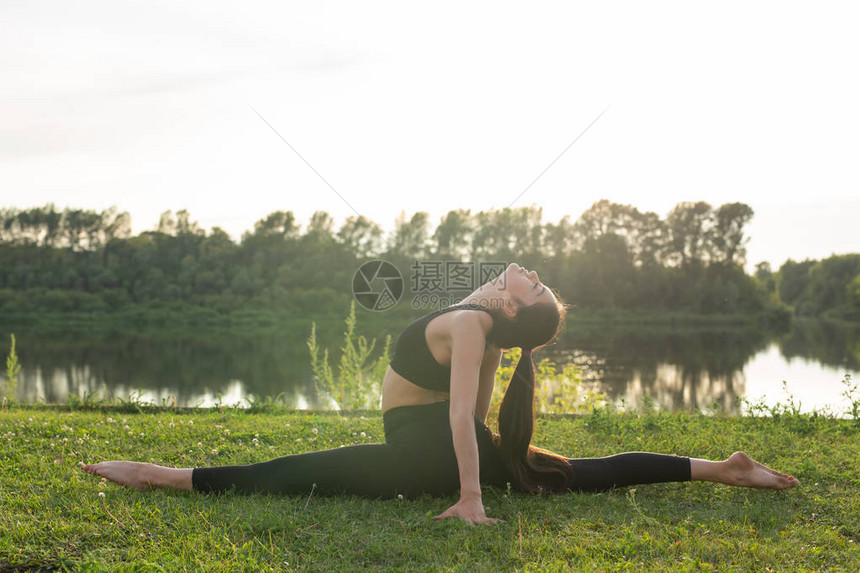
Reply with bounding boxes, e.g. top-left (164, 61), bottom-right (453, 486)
top-left (388, 303), bottom-right (494, 392)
